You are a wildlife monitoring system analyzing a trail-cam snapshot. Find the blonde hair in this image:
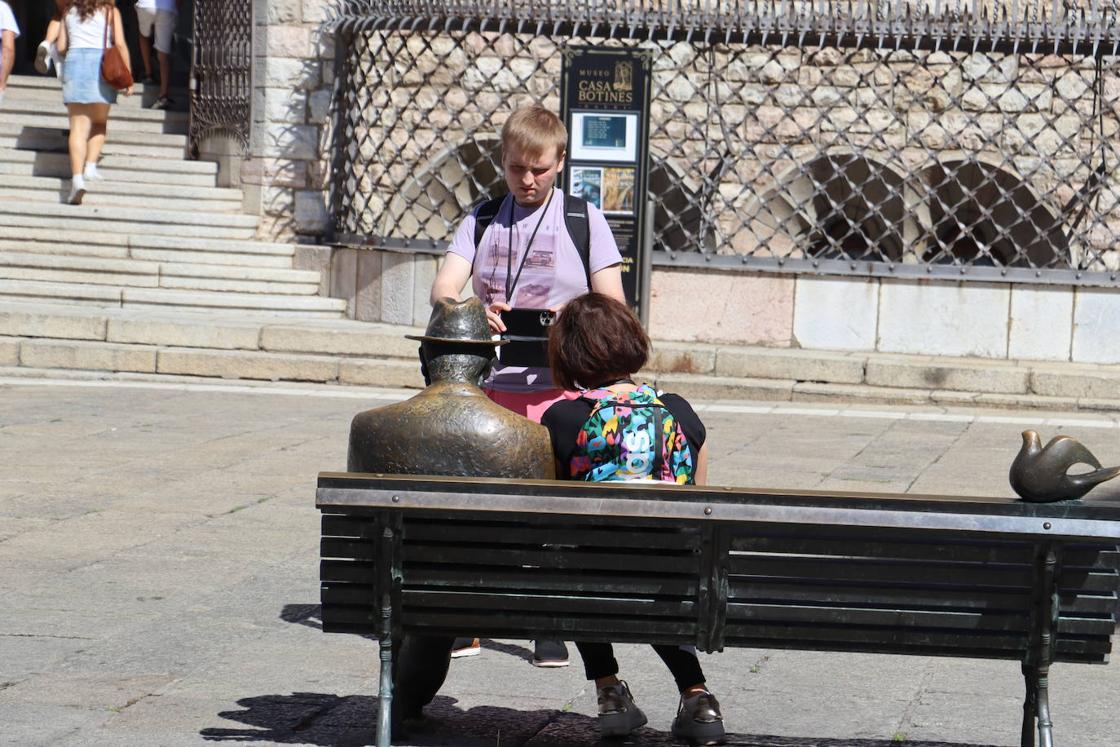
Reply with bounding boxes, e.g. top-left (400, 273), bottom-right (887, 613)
top-left (501, 105), bottom-right (567, 161)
